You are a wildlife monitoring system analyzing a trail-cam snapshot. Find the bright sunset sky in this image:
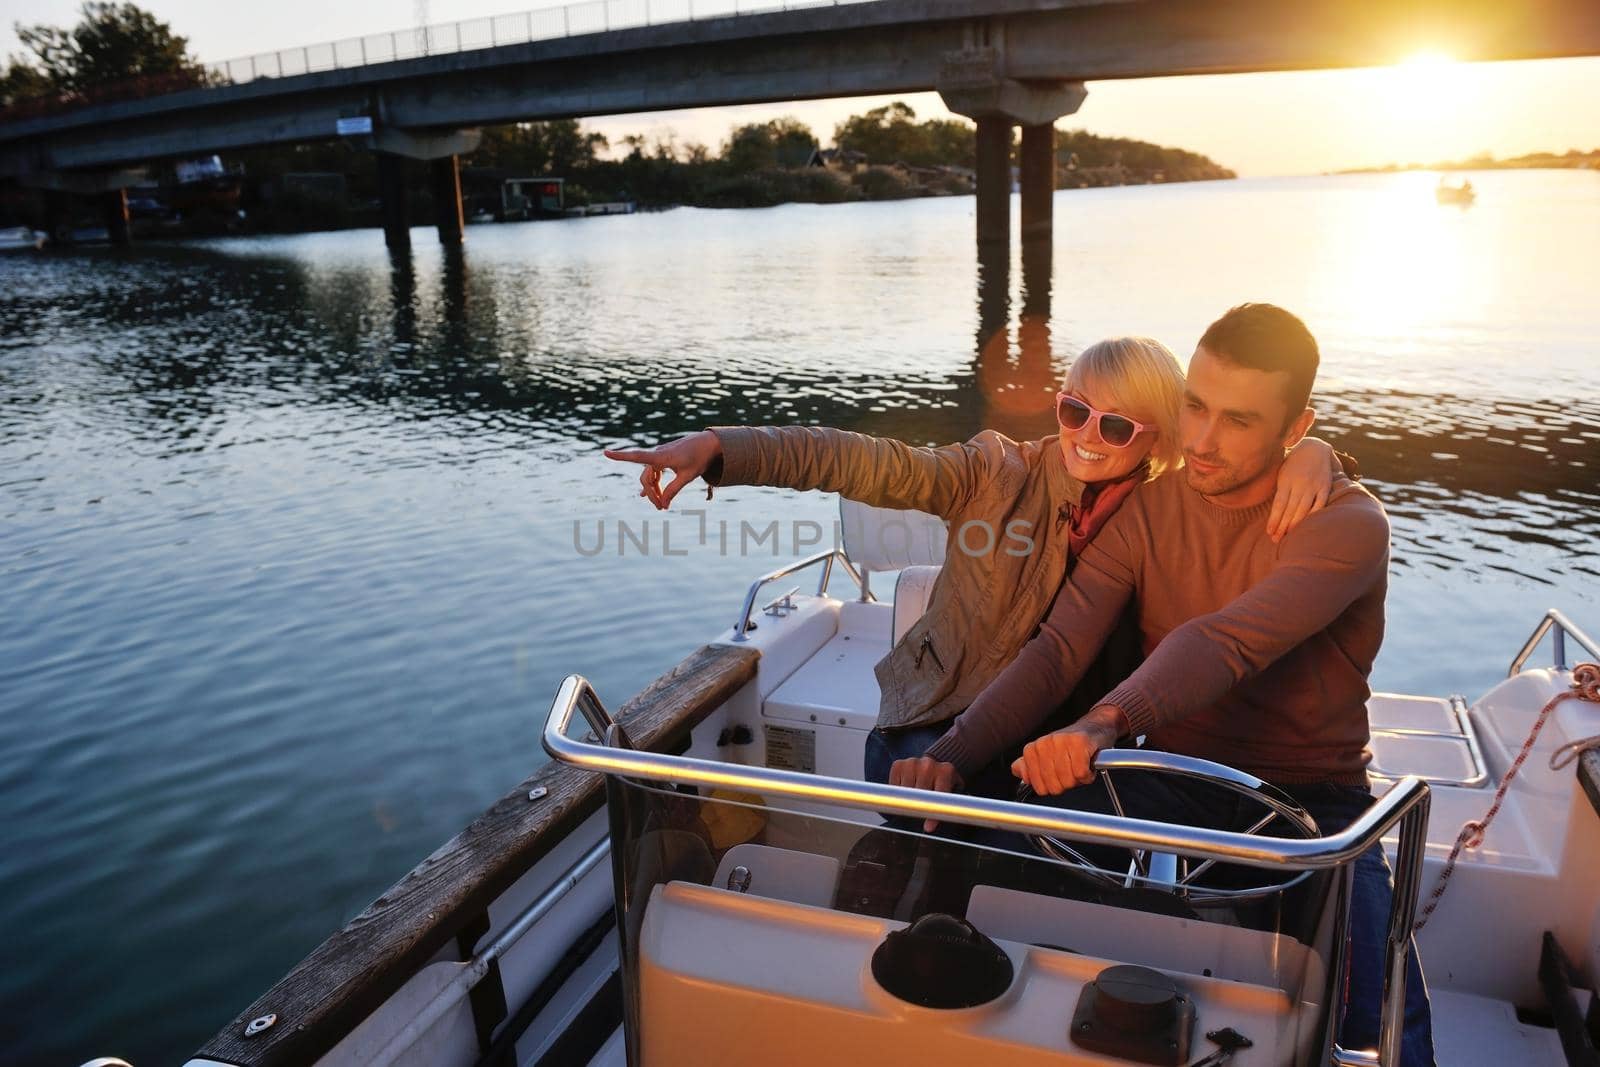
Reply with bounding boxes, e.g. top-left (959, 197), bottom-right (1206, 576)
top-left (3, 0), bottom-right (1598, 176)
